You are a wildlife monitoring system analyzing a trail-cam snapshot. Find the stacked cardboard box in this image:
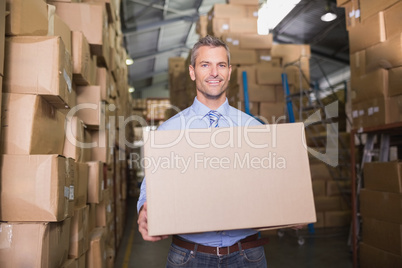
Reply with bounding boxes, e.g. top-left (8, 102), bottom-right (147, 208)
top-left (0, 0), bottom-right (132, 267)
top-left (360, 162), bottom-right (402, 267)
top-left (338, 0), bottom-right (402, 128)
